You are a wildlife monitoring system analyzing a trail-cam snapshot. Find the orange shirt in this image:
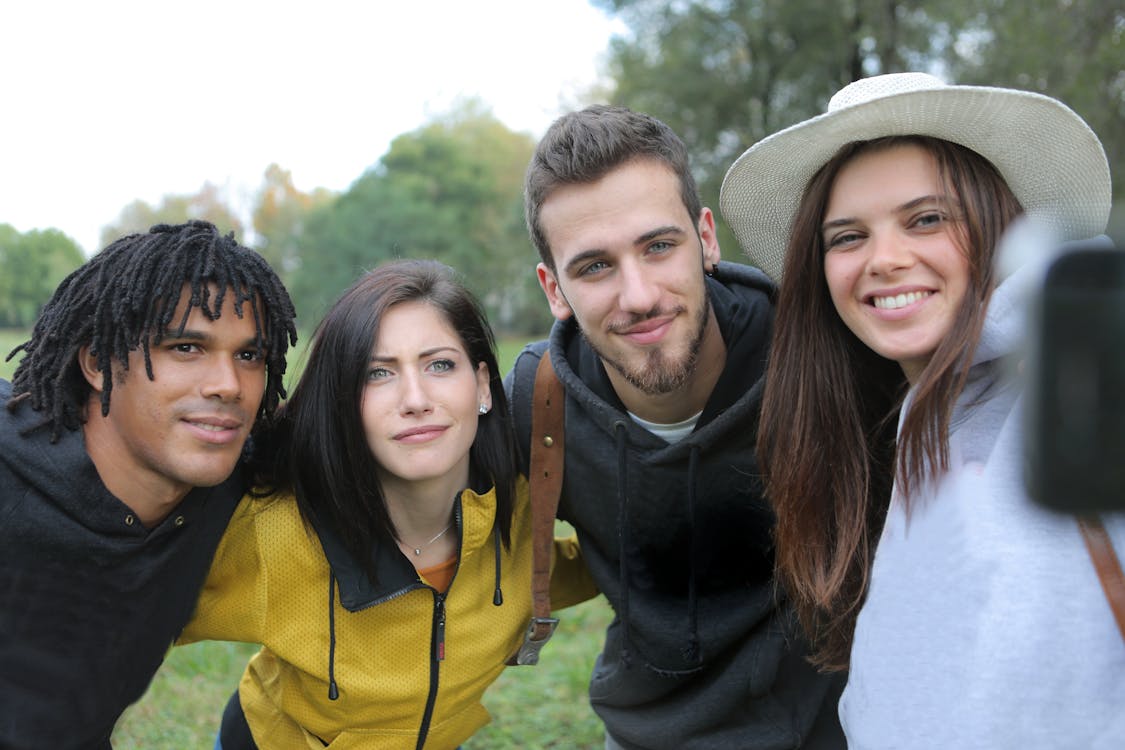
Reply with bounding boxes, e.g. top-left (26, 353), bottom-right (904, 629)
top-left (418, 554), bottom-right (457, 593)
